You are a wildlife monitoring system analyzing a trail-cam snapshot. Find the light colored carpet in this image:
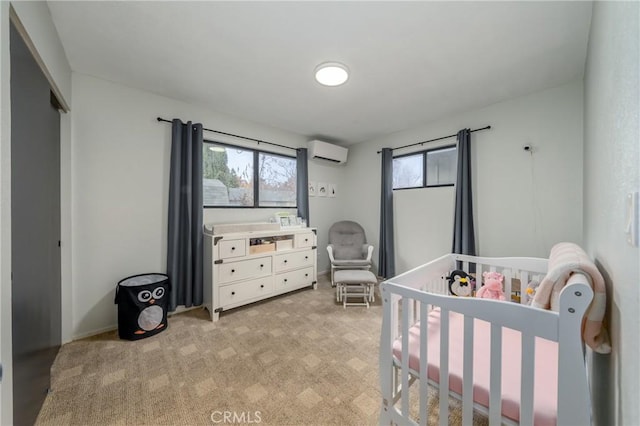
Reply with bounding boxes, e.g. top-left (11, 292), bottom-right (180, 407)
top-left (36, 274), bottom-right (486, 426)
